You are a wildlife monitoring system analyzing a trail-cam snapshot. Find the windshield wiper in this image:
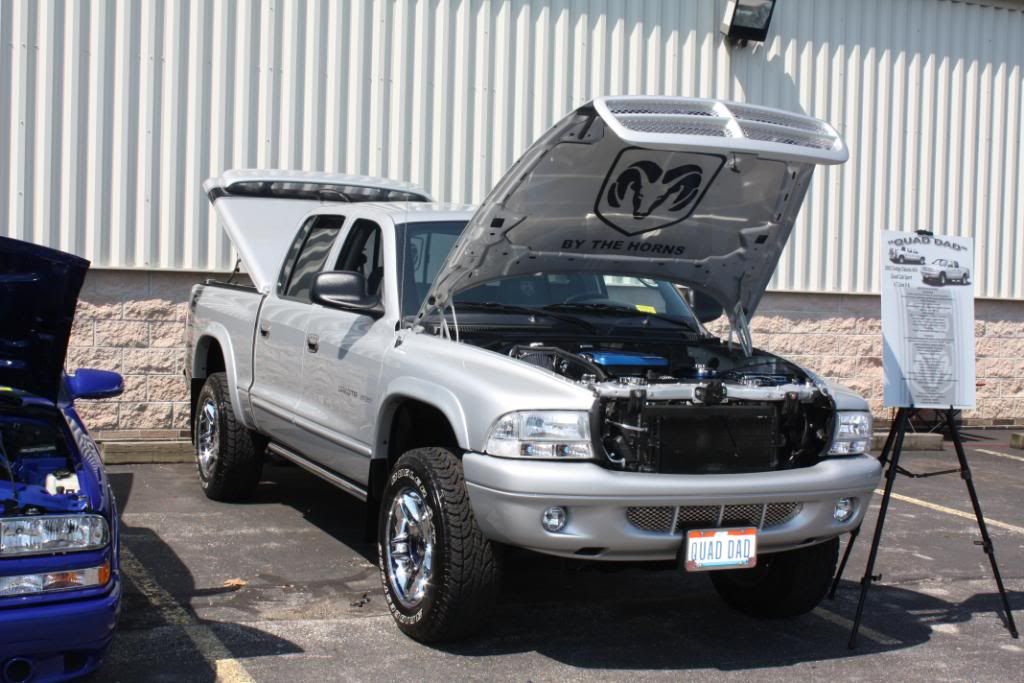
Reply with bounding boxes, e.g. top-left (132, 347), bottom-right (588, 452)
top-left (542, 302), bottom-right (699, 332)
top-left (451, 302), bottom-right (596, 332)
